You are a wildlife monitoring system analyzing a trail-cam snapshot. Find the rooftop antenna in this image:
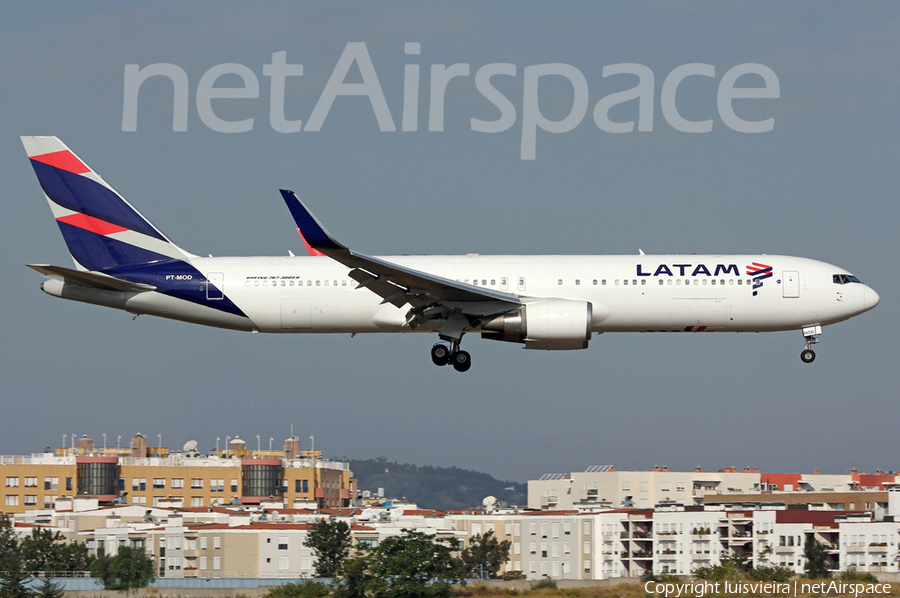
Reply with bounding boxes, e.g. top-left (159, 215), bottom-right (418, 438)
top-left (183, 440), bottom-right (198, 456)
